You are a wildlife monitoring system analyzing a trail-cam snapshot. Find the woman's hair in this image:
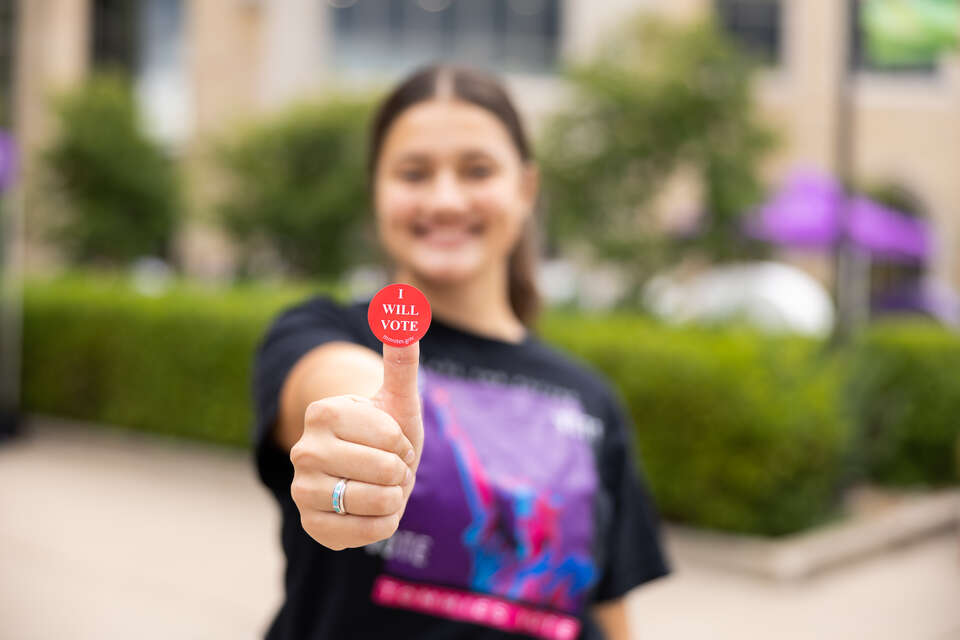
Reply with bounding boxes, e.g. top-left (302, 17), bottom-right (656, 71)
top-left (366, 64), bottom-right (541, 328)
